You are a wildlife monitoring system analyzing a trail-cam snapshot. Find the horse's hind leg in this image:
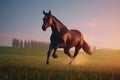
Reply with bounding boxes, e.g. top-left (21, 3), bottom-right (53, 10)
top-left (69, 46), bottom-right (81, 64)
top-left (64, 47), bottom-right (74, 64)
top-left (73, 46), bottom-right (81, 58)
top-left (64, 47), bottom-right (72, 58)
